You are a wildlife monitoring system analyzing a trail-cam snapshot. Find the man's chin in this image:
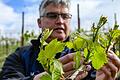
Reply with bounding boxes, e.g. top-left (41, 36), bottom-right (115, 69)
top-left (57, 35), bottom-right (68, 41)
top-left (53, 35), bottom-right (66, 41)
